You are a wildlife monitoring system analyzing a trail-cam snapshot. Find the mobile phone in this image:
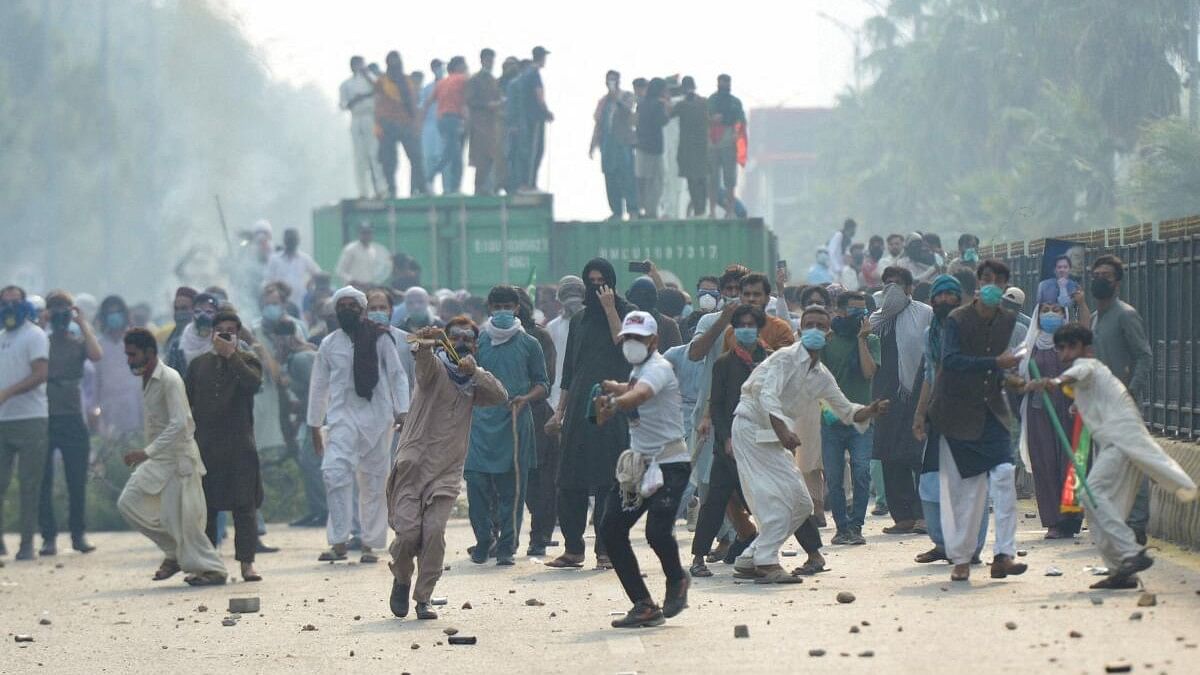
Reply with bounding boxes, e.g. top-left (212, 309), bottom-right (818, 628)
top-left (628, 261), bottom-right (652, 274)
top-left (776, 260), bottom-right (788, 270)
